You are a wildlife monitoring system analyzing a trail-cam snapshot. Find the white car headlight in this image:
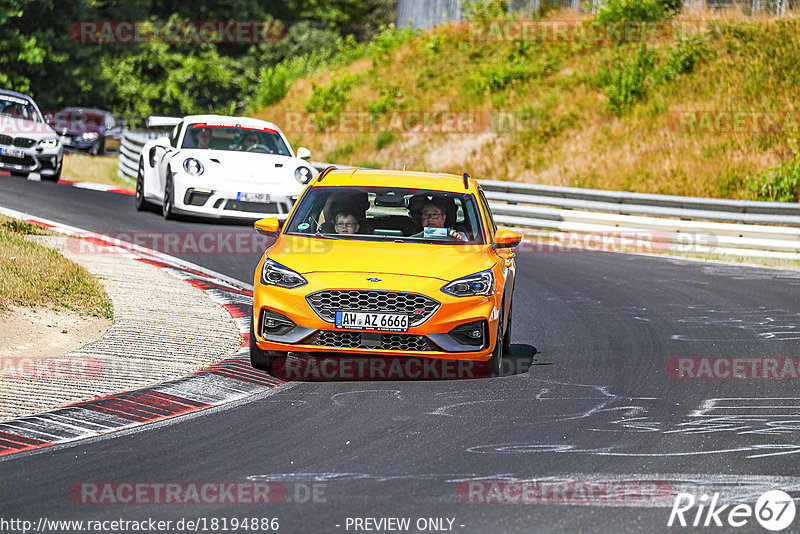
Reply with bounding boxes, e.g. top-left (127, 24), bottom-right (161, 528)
top-left (81, 132), bottom-right (99, 141)
top-left (294, 166), bottom-right (313, 184)
top-left (39, 138), bottom-right (59, 148)
top-left (260, 258), bottom-right (307, 289)
top-left (441, 269), bottom-right (494, 297)
top-left (183, 157), bottom-right (204, 176)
